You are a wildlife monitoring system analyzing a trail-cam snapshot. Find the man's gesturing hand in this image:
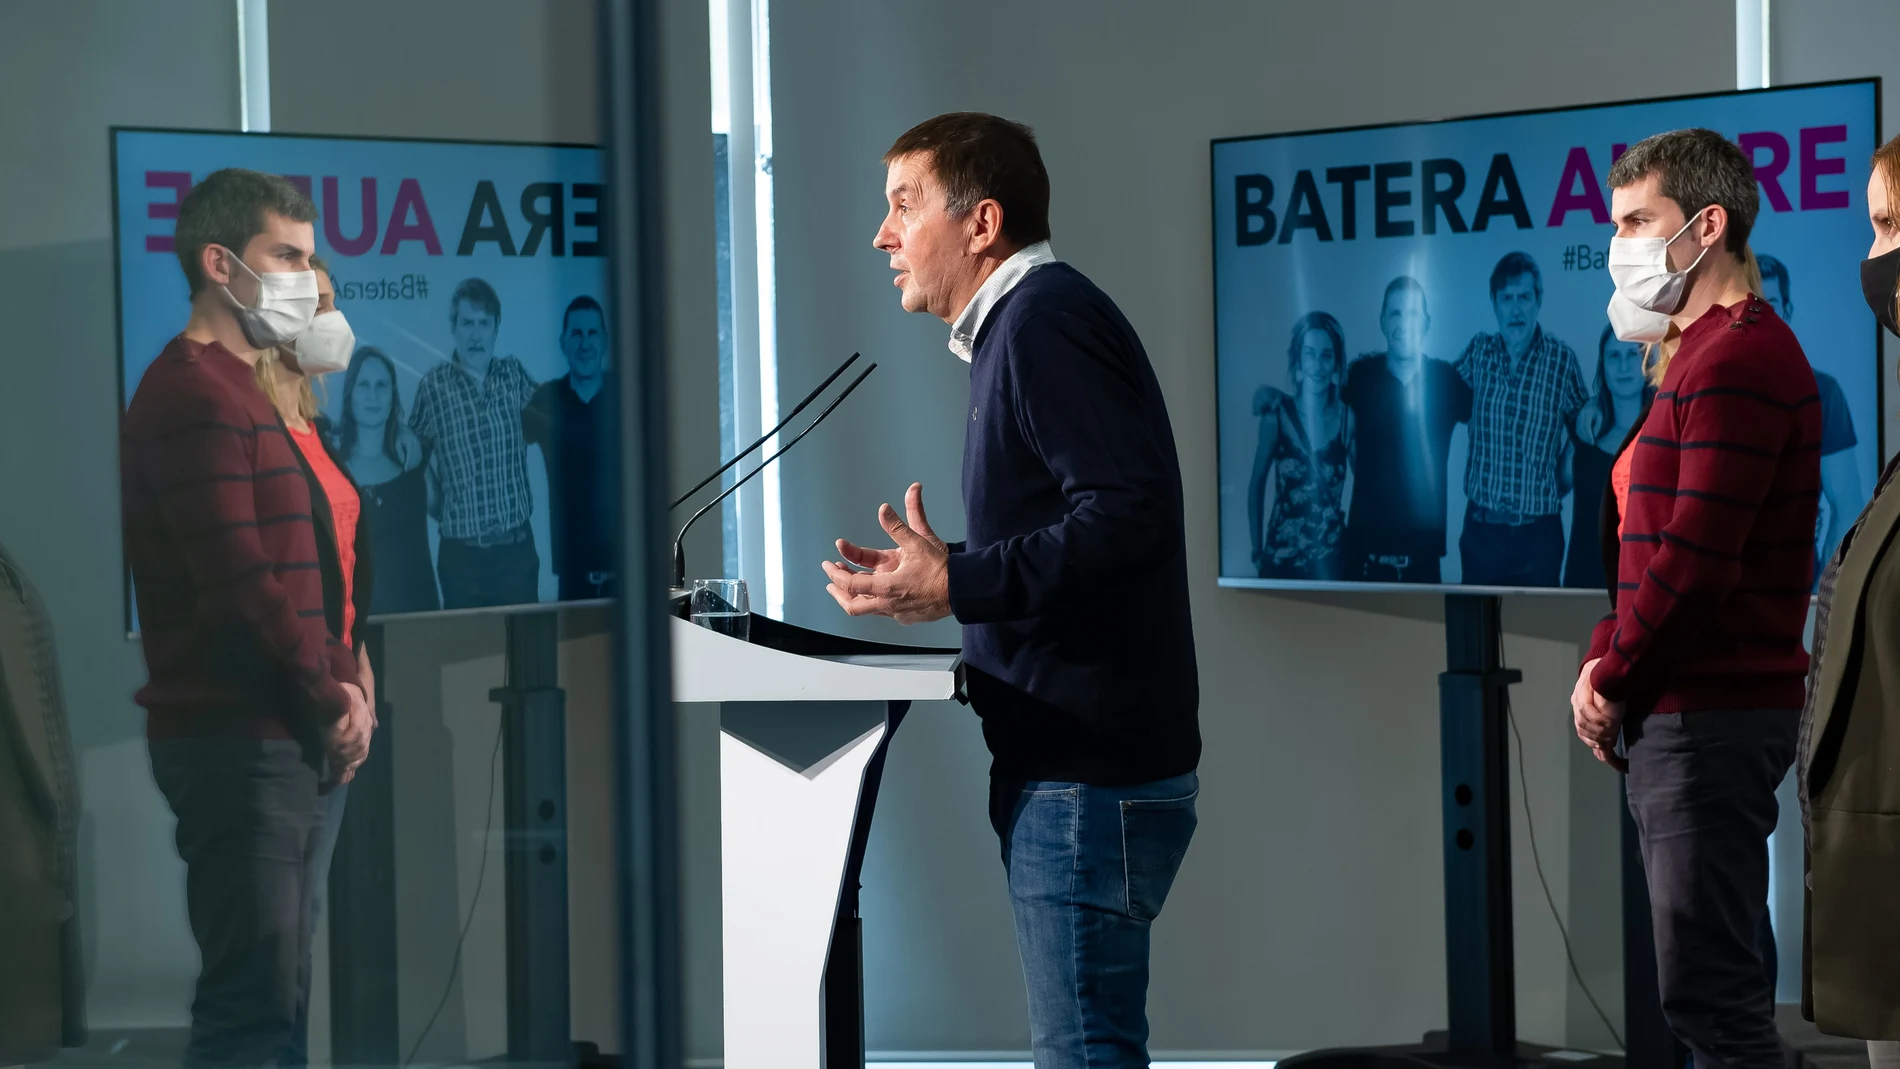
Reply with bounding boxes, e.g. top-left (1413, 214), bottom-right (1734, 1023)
top-left (822, 482), bottom-right (952, 625)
